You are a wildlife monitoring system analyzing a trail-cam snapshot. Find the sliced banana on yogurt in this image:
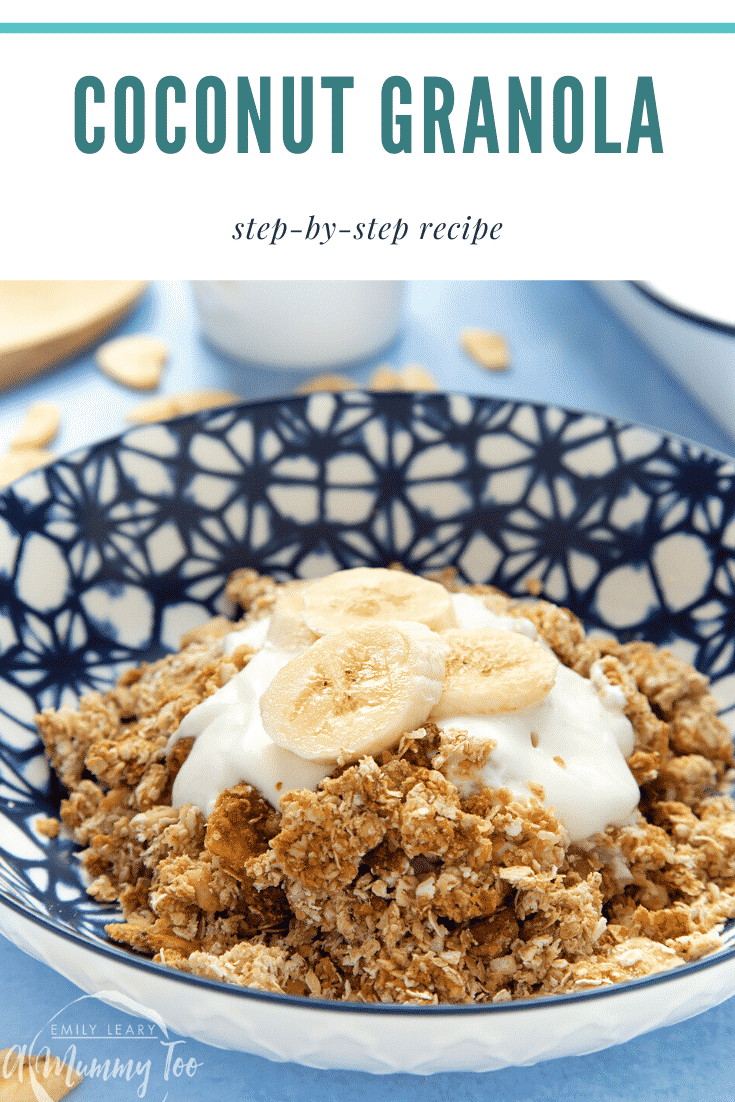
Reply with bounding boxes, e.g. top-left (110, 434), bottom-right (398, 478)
top-left (266, 581), bottom-right (319, 653)
top-left (301, 566), bottom-right (458, 636)
top-left (430, 627), bottom-right (558, 719)
top-left (260, 620), bottom-right (449, 764)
